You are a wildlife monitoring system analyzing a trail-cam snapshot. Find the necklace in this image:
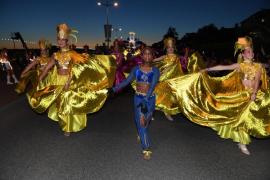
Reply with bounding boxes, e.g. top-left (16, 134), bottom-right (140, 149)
top-left (55, 50), bottom-right (71, 65)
